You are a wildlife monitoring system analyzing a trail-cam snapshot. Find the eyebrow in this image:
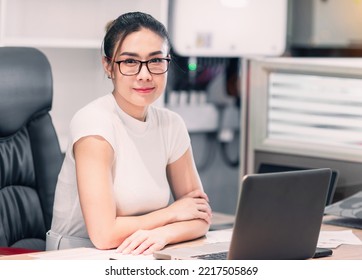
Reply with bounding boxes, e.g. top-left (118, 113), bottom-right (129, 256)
top-left (119, 51), bottom-right (164, 57)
